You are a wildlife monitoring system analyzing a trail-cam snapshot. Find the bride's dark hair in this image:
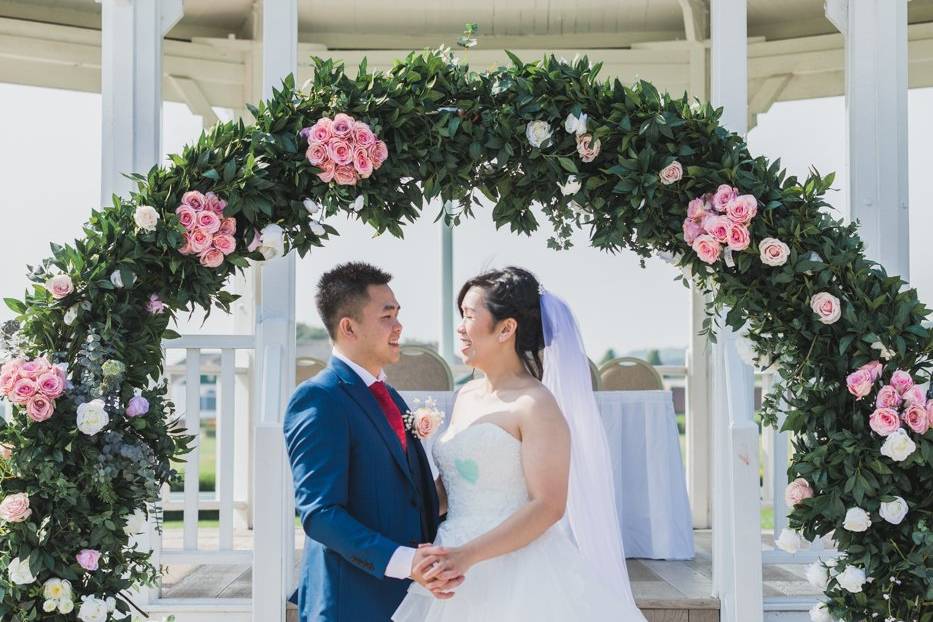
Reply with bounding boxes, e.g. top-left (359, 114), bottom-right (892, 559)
top-left (457, 266), bottom-right (545, 380)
